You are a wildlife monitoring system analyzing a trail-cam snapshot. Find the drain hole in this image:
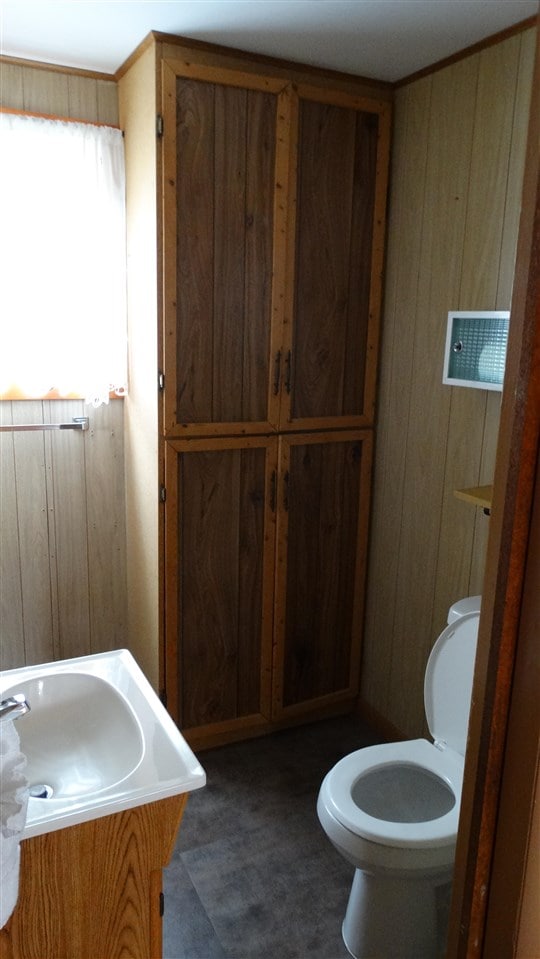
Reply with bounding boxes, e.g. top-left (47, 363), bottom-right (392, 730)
top-left (29, 784), bottom-right (54, 799)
